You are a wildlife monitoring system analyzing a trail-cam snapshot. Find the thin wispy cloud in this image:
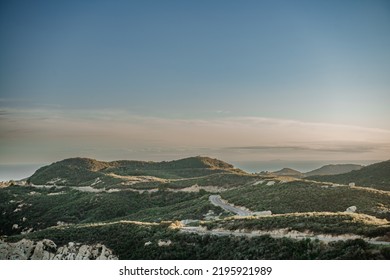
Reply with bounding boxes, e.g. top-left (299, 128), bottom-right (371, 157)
top-left (1, 107), bottom-right (389, 164)
top-left (225, 143), bottom-right (386, 154)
